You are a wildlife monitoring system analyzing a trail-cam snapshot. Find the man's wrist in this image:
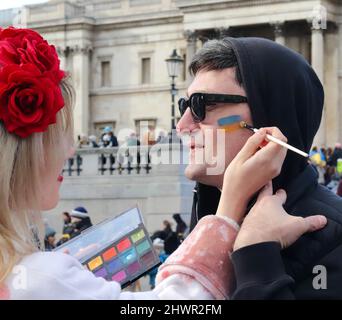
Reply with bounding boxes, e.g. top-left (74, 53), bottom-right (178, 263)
top-left (233, 232), bottom-right (275, 251)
